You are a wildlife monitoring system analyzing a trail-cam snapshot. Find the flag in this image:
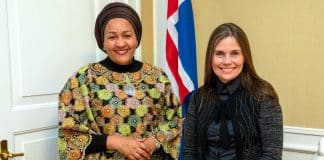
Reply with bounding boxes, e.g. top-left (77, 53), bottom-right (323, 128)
top-left (166, 1), bottom-right (197, 159)
top-left (166, 0), bottom-right (198, 103)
